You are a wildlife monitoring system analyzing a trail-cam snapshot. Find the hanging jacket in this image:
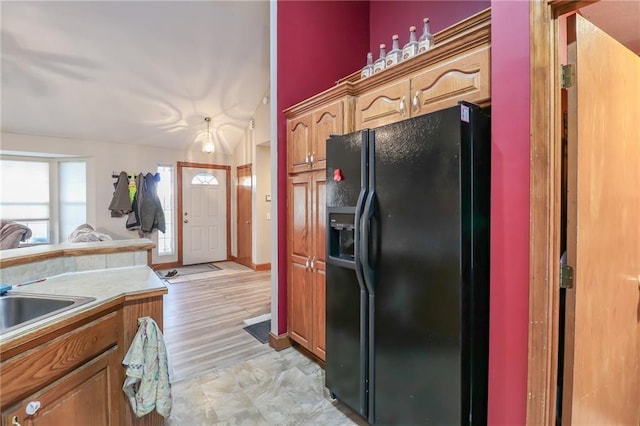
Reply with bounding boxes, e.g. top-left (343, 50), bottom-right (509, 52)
top-left (140, 172), bottom-right (165, 234)
top-left (126, 173), bottom-right (144, 230)
top-left (122, 317), bottom-right (172, 418)
top-left (108, 171), bottom-right (133, 217)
